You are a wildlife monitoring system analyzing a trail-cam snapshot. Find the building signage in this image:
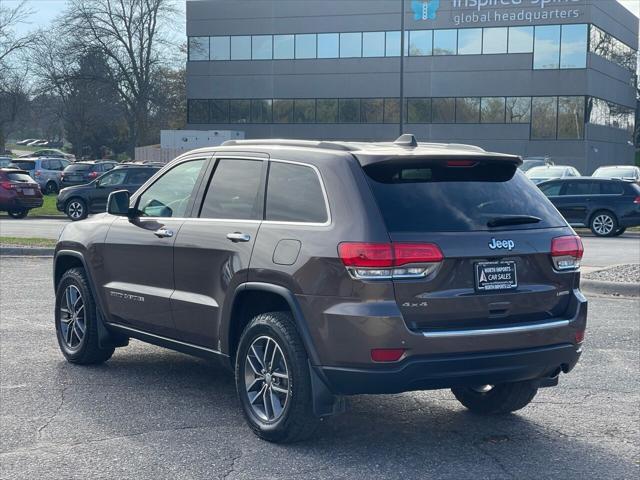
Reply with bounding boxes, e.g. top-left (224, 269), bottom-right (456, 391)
top-left (412, 0), bottom-right (584, 26)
